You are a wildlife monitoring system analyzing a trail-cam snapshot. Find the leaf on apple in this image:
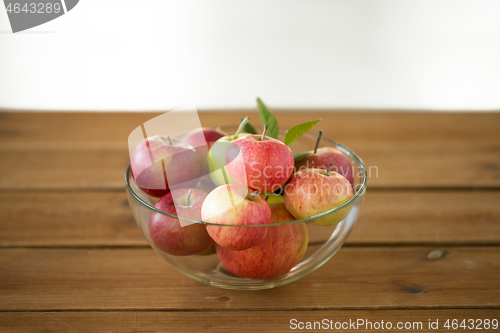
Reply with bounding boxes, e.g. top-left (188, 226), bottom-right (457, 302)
top-left (257, 98), bottom-right (279, 139)
top-left (294, 152), bottom-right (312, 162)
top-left (240, 119), bottom-right (258, 134)
top-left (284, 119), bottom-right (322, 146)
